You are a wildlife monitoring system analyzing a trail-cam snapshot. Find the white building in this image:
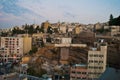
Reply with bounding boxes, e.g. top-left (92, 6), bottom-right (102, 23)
top-left (59, 23), bottom-right (67, 33)
top-left (61, 38), bottom-right (72, 44)
top-left (87, 44), bottom-right (107, 79)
